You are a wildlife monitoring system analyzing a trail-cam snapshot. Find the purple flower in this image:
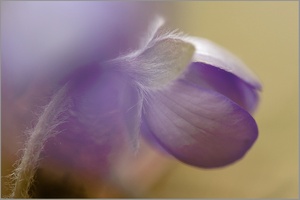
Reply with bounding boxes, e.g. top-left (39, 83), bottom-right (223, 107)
top-left (9, 16), bottom-right (261, 198)
top-left (70, 18), bottom-right (261, 169)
